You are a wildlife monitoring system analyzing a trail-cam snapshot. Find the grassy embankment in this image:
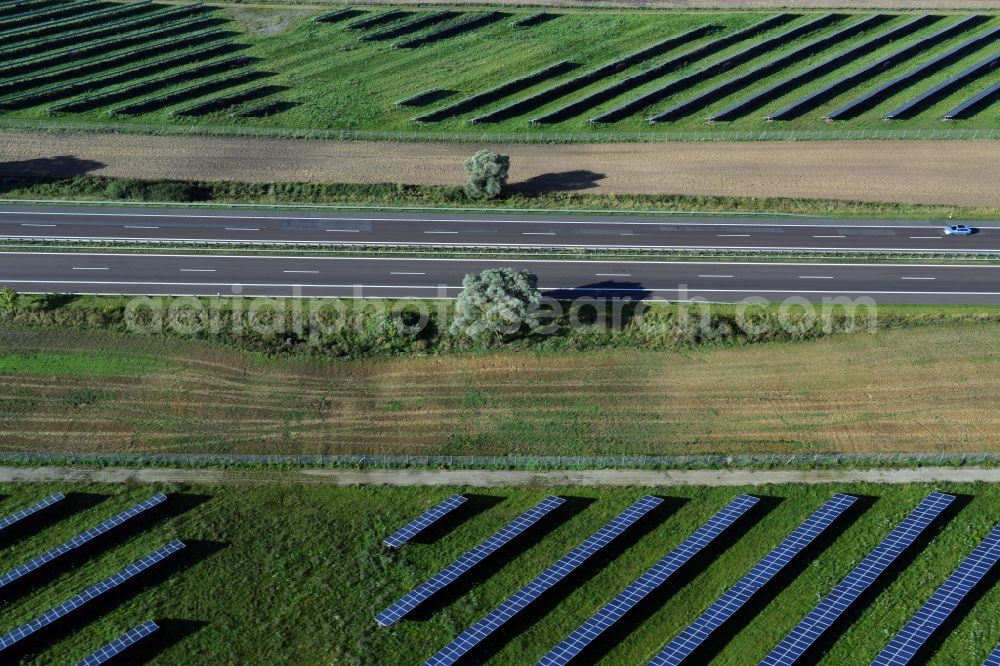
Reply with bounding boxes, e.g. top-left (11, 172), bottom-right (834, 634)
top-left (0, 482), bottom-right (997, 665)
